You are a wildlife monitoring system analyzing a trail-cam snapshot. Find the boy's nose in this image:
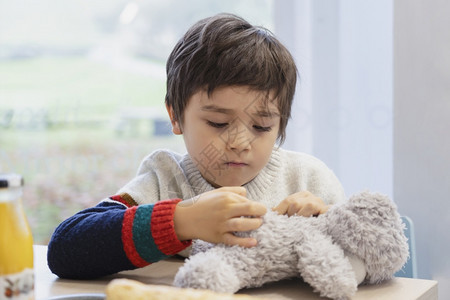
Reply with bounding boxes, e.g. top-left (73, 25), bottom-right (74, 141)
top-left (224, 121), bottom-right (254, 153)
